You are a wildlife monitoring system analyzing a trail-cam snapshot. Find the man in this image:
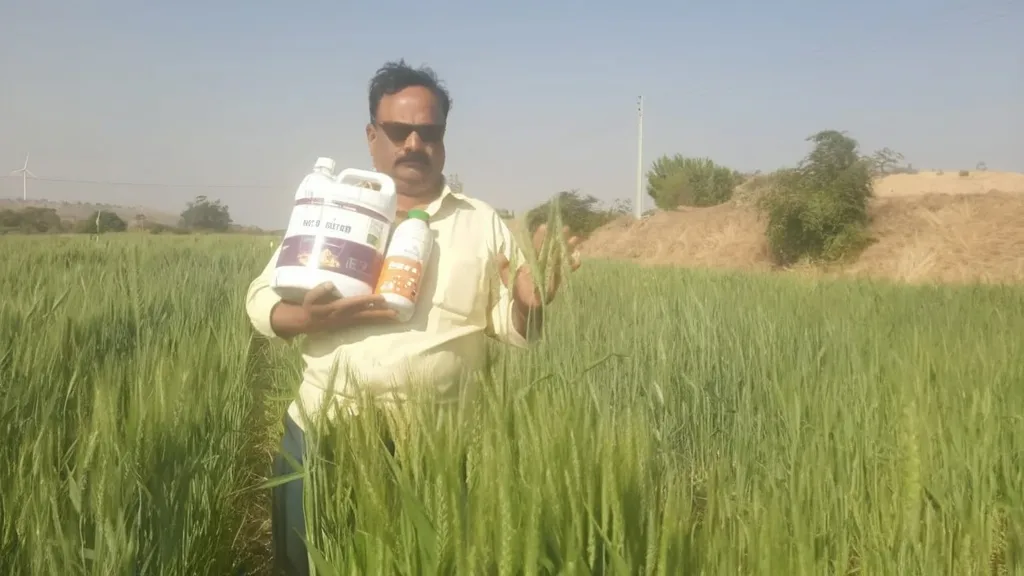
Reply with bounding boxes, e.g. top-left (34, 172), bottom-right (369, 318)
top-left (245, 60), bottom-right (581, 576)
